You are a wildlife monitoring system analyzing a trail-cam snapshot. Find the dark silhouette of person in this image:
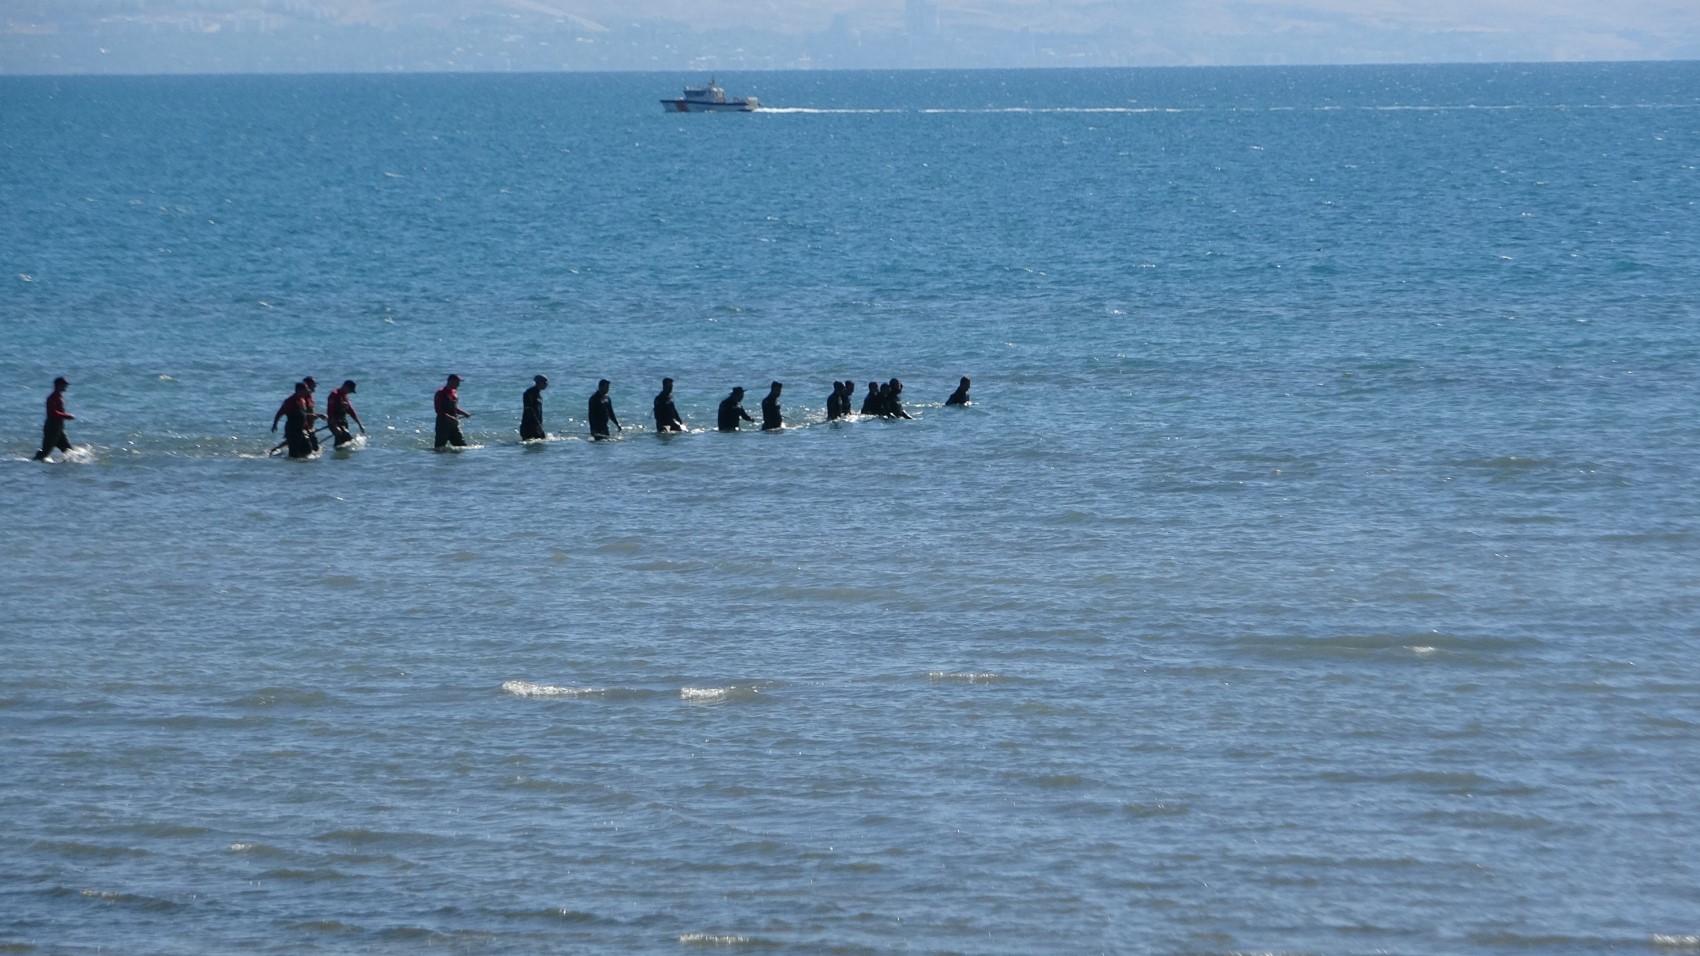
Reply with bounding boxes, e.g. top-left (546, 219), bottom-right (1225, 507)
top-left (588, 379), bottom-right (621, 439)
top-left (280, 381), bottom-right (316, 458)
top-left (273, 380), bottom-right (309, 434)
top-left (272, 380), bottom-right (324, 456)
top-left (871, 382), bottom-right (891, 416)
top-left (302, 376), bottom-right (321, 452)
top-left (718, 387), bottom-right (754, 432)
top-left (884, 378), bottom-right (914, 420)
top-left (435, 374), bottom-right (471, 449)
top-left (326, 380), bottom-right (365, 446)
top-left (860, 381), bottom-right (882, 416)
top-left (826, 381), bottom-right (846, 421)
top-left (520, 375), bottom-right (548, 440)
top-left (33, 376), bottom-right (74, 461)
top-left (653, 377), bottom-right (684, 432)
top-left (946, 376), bottom-right (971, 406)
top-left (761, 381), bottom-right (784, 431)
